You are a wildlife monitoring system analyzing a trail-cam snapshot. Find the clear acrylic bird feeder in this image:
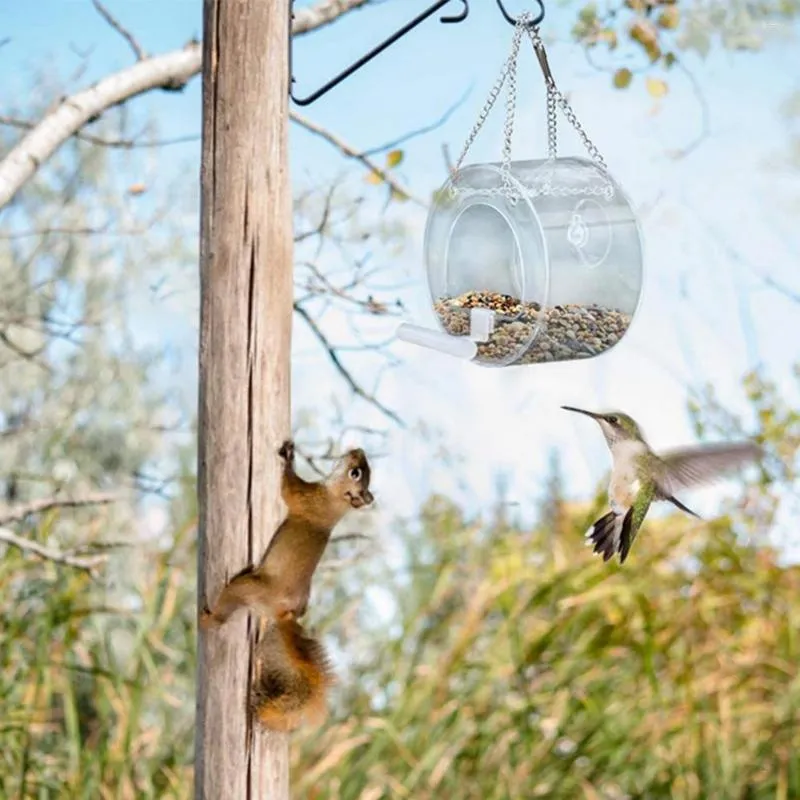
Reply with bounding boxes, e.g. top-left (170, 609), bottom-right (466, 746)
top-left (397, 16), bottom-right (644, 367)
